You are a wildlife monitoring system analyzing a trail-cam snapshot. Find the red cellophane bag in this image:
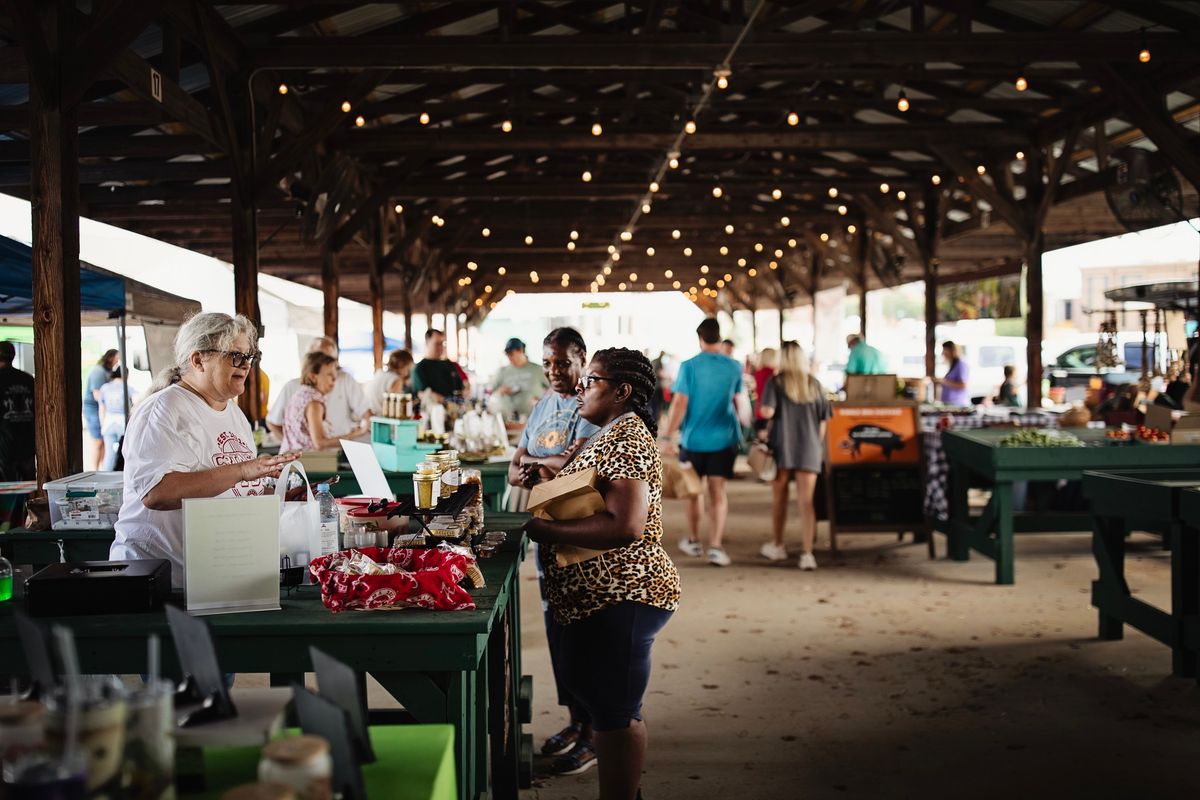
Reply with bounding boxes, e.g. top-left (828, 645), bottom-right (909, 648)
top-left (309, 547), bottom-right (476, 613)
